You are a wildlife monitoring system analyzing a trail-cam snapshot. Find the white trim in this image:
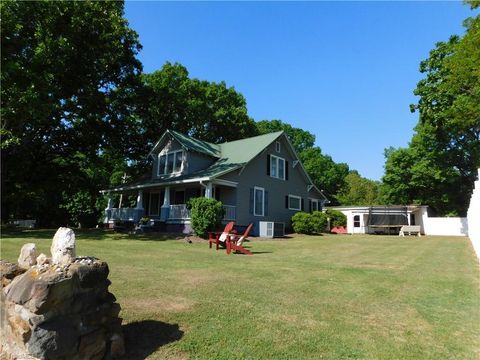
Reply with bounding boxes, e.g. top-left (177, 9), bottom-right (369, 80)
top-left (293, 160), bottom-right (299, 168)
top-left (270, 154), bottom-right (285, 180)
top-left (211, 179), bottom-right (238, 187)
top-left (254, 186), bottom-right (265, 217)
top-left (288, 194), bottom-right (301, 211)
top-left (275, 141), bottom-right (281, 153)
top-left (309, 198), bottom-right (320, 212)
